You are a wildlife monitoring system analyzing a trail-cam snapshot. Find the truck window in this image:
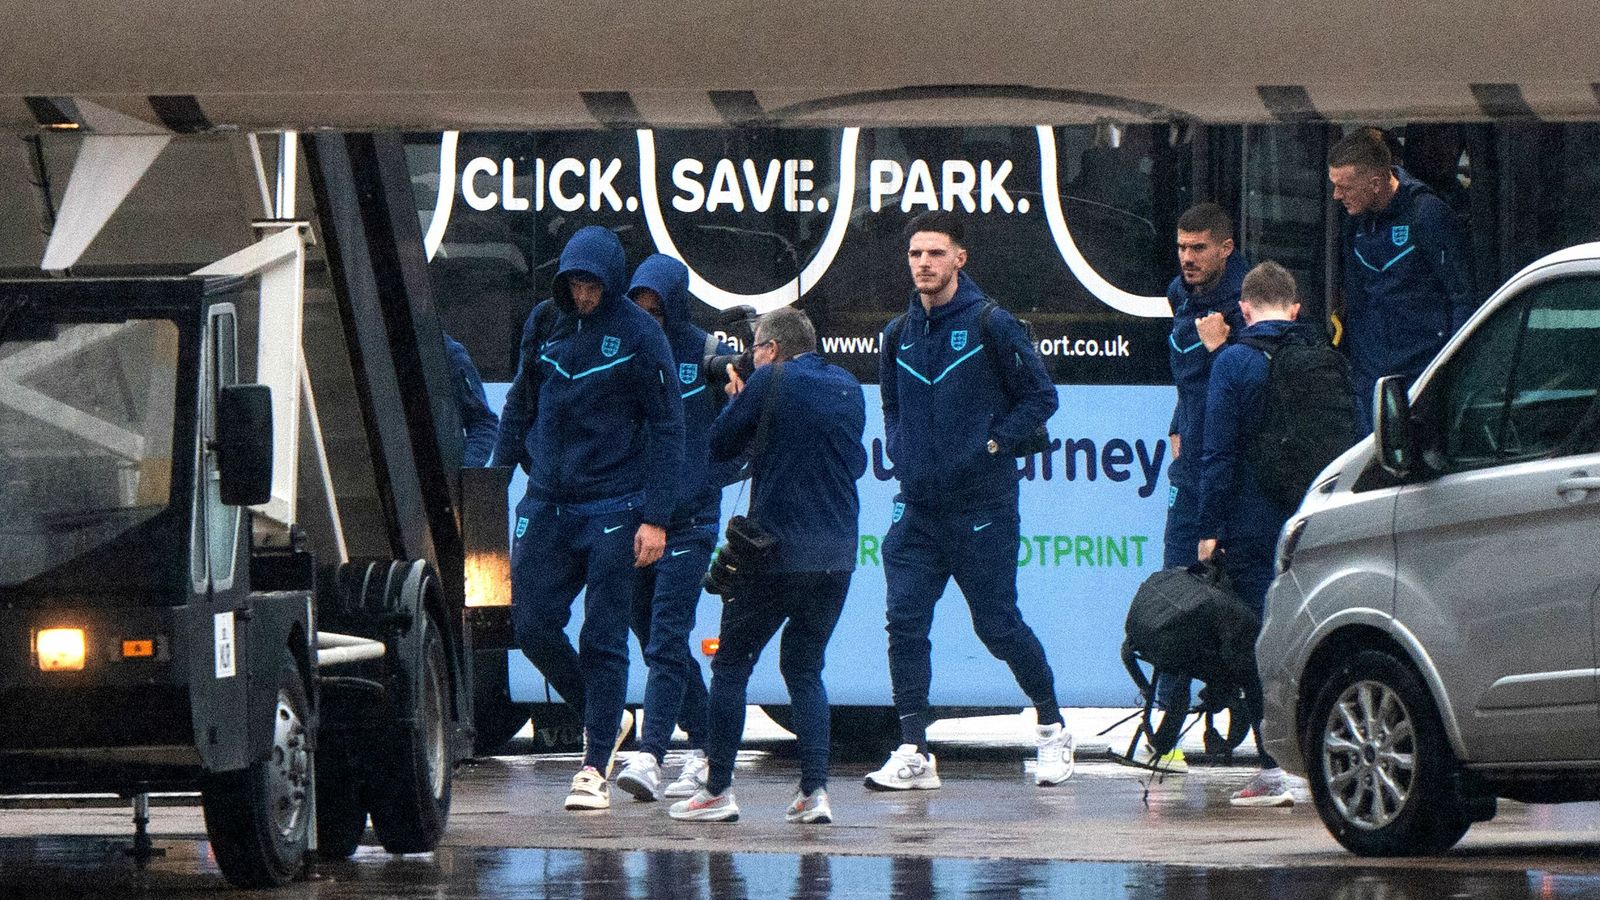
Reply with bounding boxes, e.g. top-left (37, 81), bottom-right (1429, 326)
top-left (0, 319), bottom-right (179, 586)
